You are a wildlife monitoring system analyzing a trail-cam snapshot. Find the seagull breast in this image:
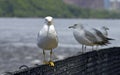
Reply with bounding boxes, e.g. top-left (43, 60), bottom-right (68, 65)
top-left (37, 24), bottom-right (58, 50)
